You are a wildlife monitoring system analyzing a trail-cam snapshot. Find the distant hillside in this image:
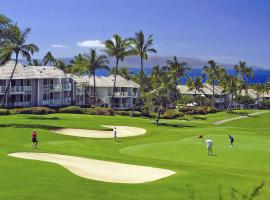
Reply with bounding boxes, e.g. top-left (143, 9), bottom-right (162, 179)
top-left (60, 55), bottom-right (234, 69)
